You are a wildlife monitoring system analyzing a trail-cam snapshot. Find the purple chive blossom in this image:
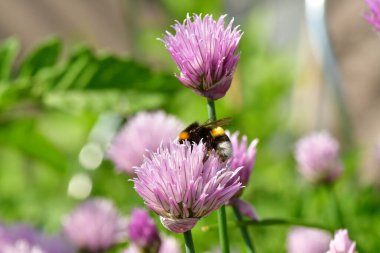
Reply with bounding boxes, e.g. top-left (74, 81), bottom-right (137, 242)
top-left (157, 236), bottom-right (181, 253)
top-left (125, 209), bottom-right (180, 253)
top-left (122, 236), bottom-right (181, 253)
top-left (134, 140), bottom-right (242, 233)
top-left (364, 0), bottom-right (380, 32)
top-left (226, 131), bottom-right (259, 220)
top-left (107, 111), bottom-right (183, 175)
top-left (294, 131), bottom-right (343, 184)
top-left (161, 14), bottom-right (242, 100)
top-left (62, 198), bottom-right (127, 252)
top-left (287, 227), bottom-right (331, 253)
top-left (127, 209), bottom-right (161, 251)
top-left (1, 241), bottom-right (46, 253)
top-left (0, 224), bottom-right (39, 245)
top-left (227, 131), bottom-right (258, 195)
top-left (376, 139), bottom-right (380, 161)
top-left (327, 230), bottom-right (357, 253)
top-left (0, 223), bottom-right (74, 253)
